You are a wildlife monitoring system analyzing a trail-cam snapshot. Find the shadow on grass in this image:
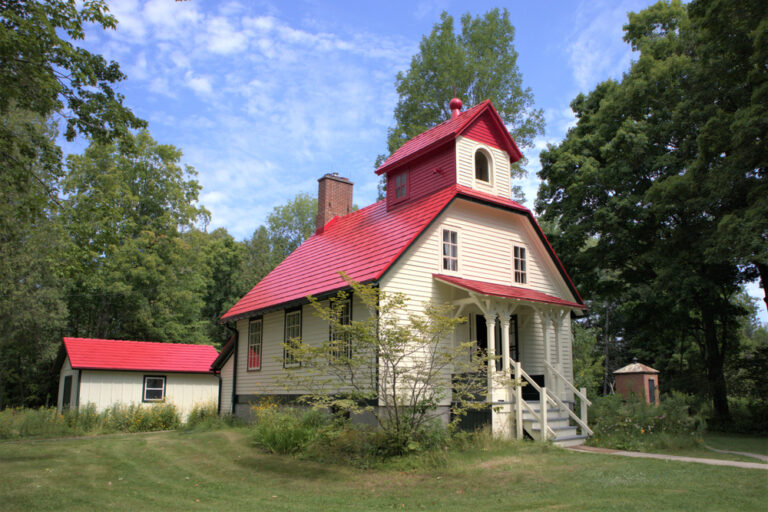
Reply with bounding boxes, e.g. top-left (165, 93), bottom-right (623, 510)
top-left (236, 452), bottom-right (347, 481)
